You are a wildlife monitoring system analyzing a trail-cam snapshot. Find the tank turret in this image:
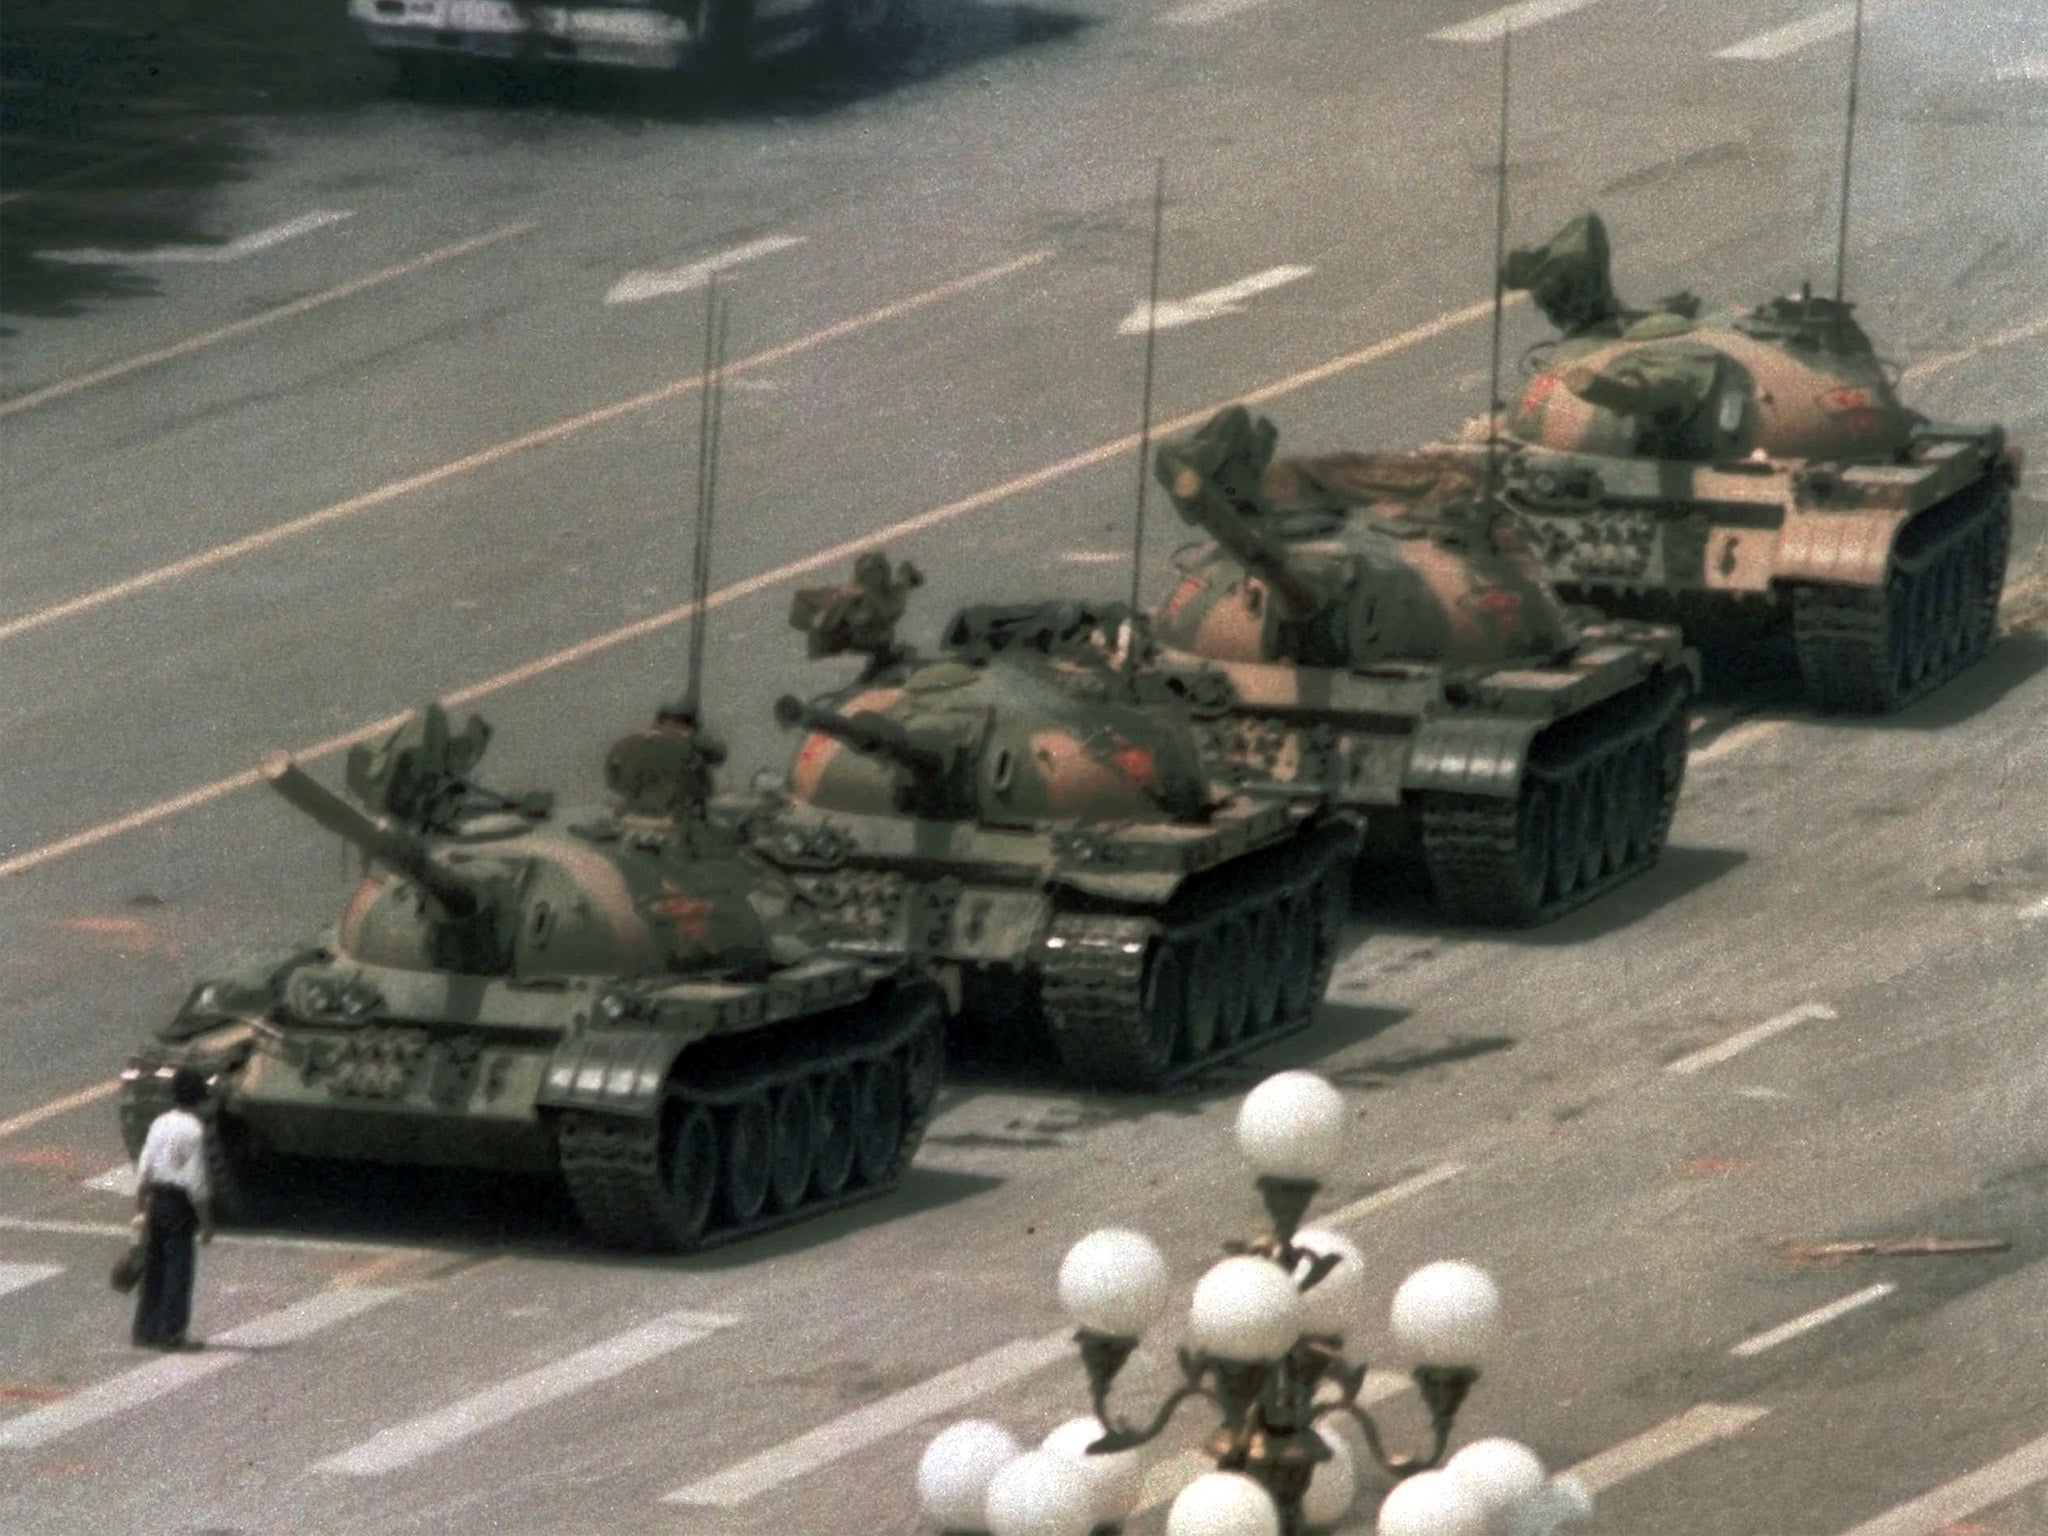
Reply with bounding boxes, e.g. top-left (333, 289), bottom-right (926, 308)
top-left (1148, 407), bottom-right (1697, 927)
